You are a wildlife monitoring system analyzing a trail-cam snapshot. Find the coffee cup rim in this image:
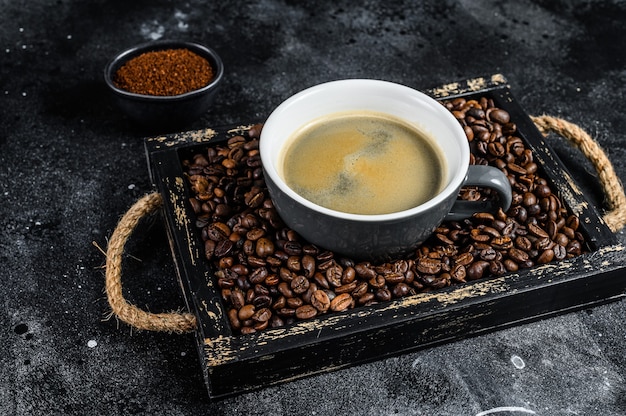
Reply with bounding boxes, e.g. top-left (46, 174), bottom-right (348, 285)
top-left (260, 79), bottom-right (469, 222)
